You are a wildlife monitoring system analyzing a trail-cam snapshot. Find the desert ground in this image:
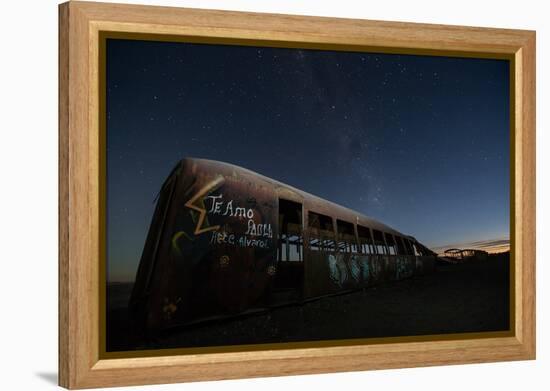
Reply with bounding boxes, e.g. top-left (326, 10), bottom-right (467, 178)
top-left (106, 252), bottom-right (509, 351)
